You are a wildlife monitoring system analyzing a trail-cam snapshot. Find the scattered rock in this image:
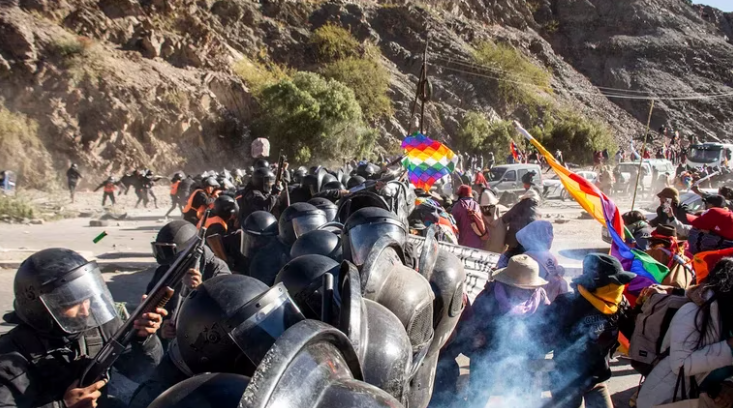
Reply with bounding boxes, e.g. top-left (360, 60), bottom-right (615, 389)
top-left (555, 219), bottom-right (570, 224)
top-left (579, 212), bottom-right (594, 220)
top-left (30, 219), bottom-right (44, 225)
top-left (89, 220), bottom-right (108, 227)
